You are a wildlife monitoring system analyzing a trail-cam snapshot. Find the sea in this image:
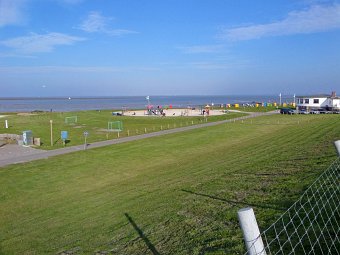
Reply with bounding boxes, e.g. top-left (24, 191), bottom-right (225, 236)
top-left (0, 95), bottom-right (293, 113)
